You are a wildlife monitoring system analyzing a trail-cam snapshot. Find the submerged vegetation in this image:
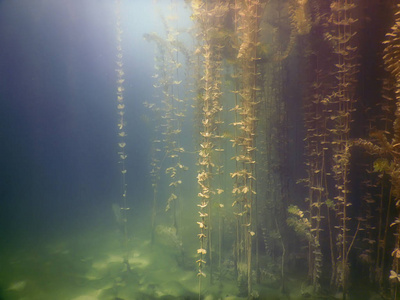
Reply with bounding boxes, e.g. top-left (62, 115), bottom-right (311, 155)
top-left (140, 0), bottom-right (400, 299)
top-left (4, 0), bottom-right (400, 299)
top-left (114, 0), bottom-right (131, 275)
